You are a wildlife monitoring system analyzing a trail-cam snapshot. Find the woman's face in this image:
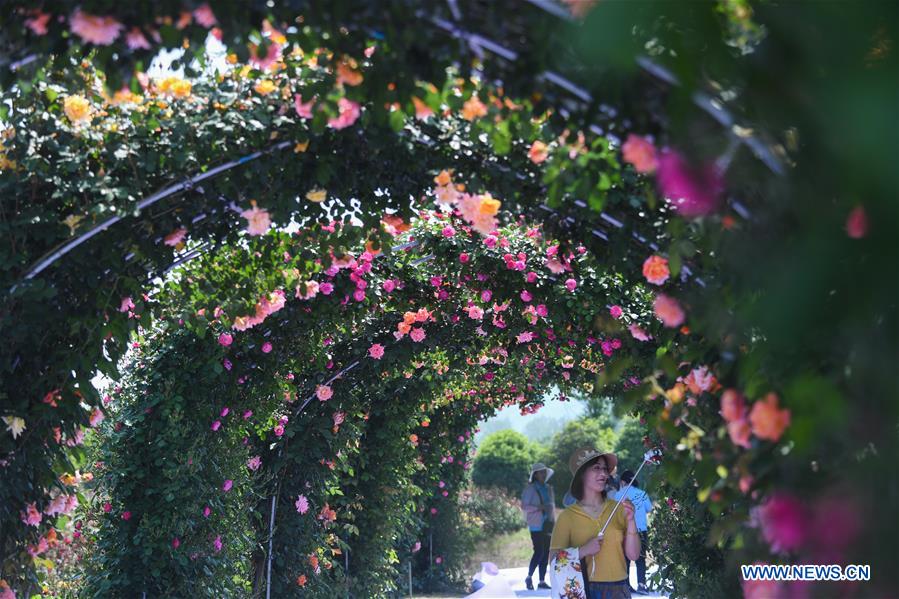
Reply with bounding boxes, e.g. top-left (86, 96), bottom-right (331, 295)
top-left (534, 469), bottom-right (547, 483)
top-left (582, 458), bottom-right (609, 493)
